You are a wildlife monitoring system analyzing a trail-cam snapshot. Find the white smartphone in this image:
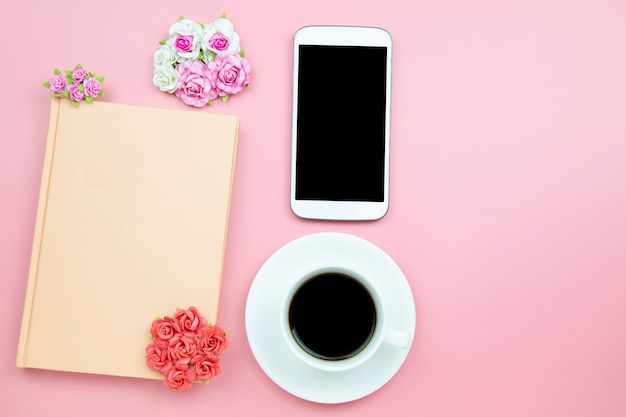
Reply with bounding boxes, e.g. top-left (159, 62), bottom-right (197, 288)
top-left (290, 26), bottom-right (393, 221)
